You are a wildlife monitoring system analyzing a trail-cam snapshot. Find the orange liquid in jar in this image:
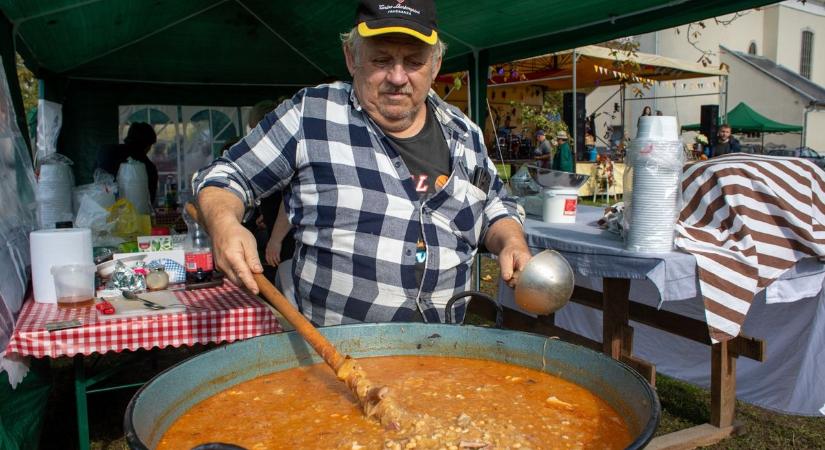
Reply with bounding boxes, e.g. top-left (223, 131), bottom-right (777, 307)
top-left (57, 296), bottom-right (94, 308)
